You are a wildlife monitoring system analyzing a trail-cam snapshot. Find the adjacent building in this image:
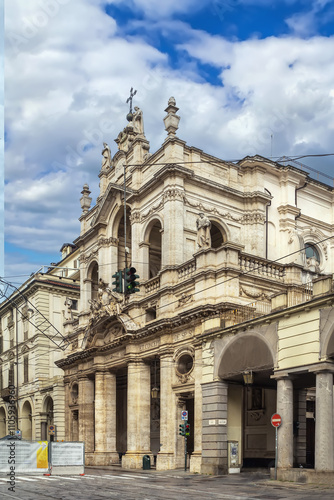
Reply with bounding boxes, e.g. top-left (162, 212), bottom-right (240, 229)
top-left (0, 244), bottom-right (80, 441)
top-left (56, 97), bottom-right (334, 474)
